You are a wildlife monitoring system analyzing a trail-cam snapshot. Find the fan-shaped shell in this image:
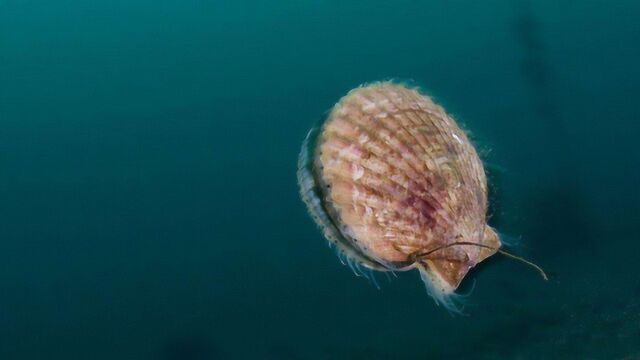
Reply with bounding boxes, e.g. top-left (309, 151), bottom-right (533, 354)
top-left (297, 82), bottom-right (500, 309)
